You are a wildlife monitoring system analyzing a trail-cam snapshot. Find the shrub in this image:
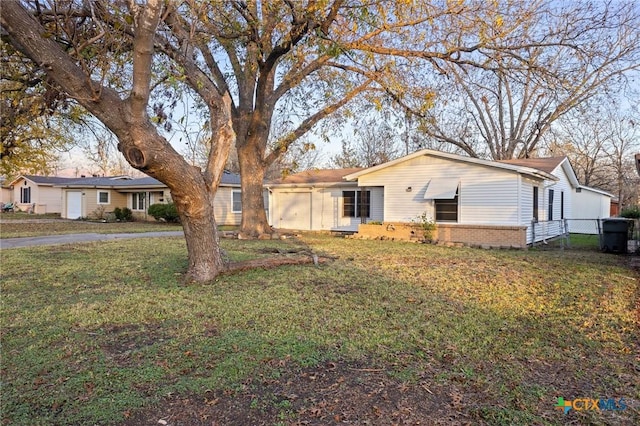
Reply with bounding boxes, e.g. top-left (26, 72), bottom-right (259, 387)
top-left (113, 207), bottom-right (133, 222)
top-left (620, 206), bottom-right (640, 219)
top-left (148, 203), bottom-right (180, 223)
top-left (90, 206), bottom-right (107, 221)
top-left (412, 211), bottom-right (437, 242)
